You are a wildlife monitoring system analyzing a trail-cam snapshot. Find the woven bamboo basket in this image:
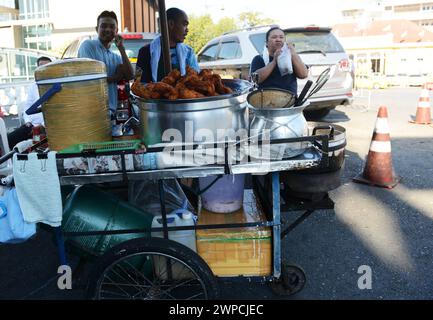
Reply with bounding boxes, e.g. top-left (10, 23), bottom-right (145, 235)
top-left (35, 58), bottom-right (111, 151)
